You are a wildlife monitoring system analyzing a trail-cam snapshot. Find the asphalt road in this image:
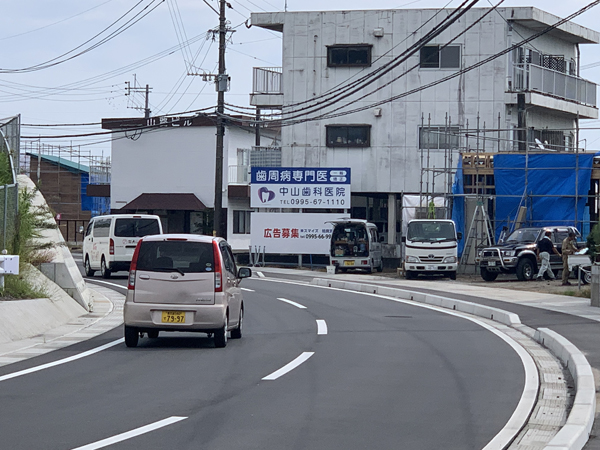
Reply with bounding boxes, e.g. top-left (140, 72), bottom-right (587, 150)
top-left (0, 270), bottom-right (527, 450)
